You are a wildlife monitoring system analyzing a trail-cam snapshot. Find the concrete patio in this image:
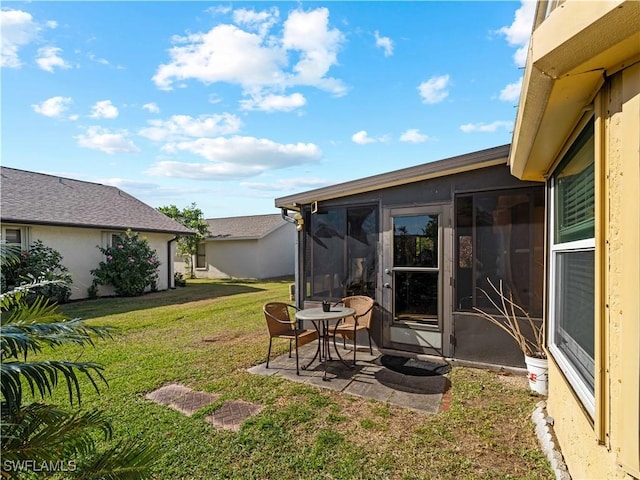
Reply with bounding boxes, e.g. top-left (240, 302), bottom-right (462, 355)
top-left (247, 341), bottom-right (452, 414)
